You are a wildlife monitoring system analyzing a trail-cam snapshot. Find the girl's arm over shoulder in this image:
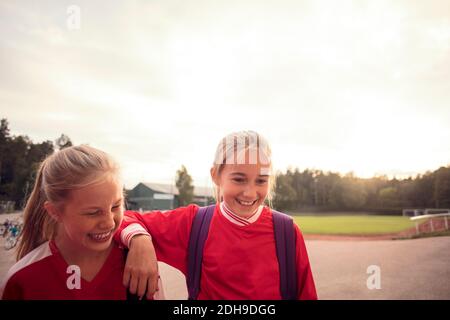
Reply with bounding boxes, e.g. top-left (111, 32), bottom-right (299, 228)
top-left (115, 205), bottom-right (200, 299)
top-left (115, 204), bottom-right (199, 261)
